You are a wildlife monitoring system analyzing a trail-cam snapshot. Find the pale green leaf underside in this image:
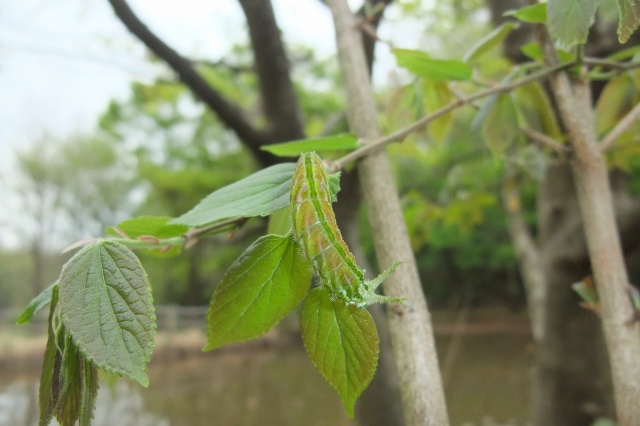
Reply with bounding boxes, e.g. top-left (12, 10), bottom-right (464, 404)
top-left (170, 163), bottom-right (296, 227)
top-left (261, 135), bottom-right (358, 157)
top-left (547, 0), bottom-right (598, 47)
top-left (300, 288), bottom-right (379, 418)
top-left (58, 241), bottom-right (156, 387)
top-left (204, 235), bottom-right (311, 350)
top-left (482, 94), bottom-right (520, 156)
